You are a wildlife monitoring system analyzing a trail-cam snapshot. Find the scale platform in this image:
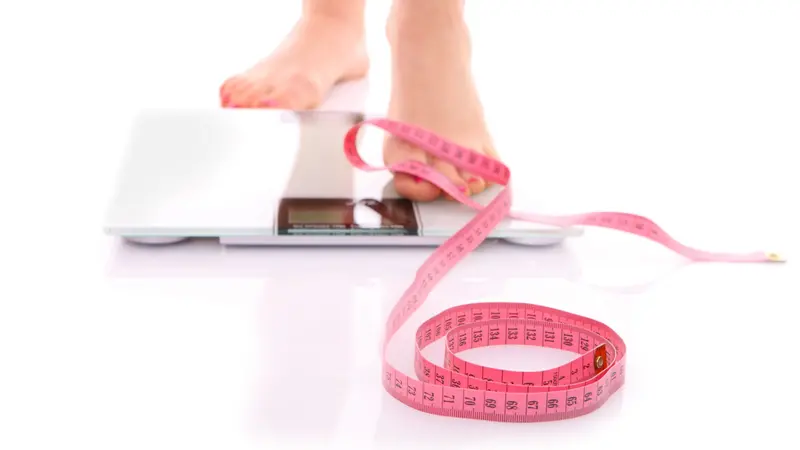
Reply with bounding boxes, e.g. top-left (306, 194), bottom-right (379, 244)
top-left (103, 108), bottom-right (583, 247)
